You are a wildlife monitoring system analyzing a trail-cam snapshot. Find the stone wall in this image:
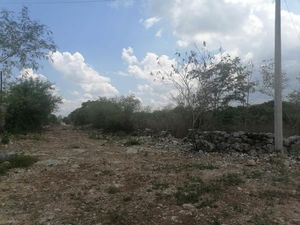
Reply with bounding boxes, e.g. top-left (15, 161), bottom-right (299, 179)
top-left (187, 130), bottom-right (300, 155)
